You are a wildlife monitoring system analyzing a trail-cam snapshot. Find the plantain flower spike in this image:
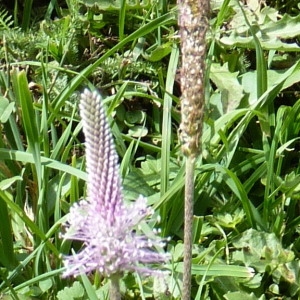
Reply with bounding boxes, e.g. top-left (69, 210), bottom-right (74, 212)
top-left (178, 0), bottom-right (209, 158)
top-left (61, 89), bottom-right (169, 278)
